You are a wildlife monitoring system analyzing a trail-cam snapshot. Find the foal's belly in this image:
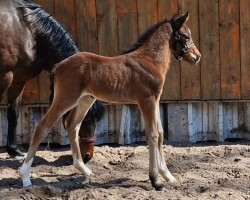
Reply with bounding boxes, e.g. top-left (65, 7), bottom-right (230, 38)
top-left (90, 86), bottom-right (136, 104)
